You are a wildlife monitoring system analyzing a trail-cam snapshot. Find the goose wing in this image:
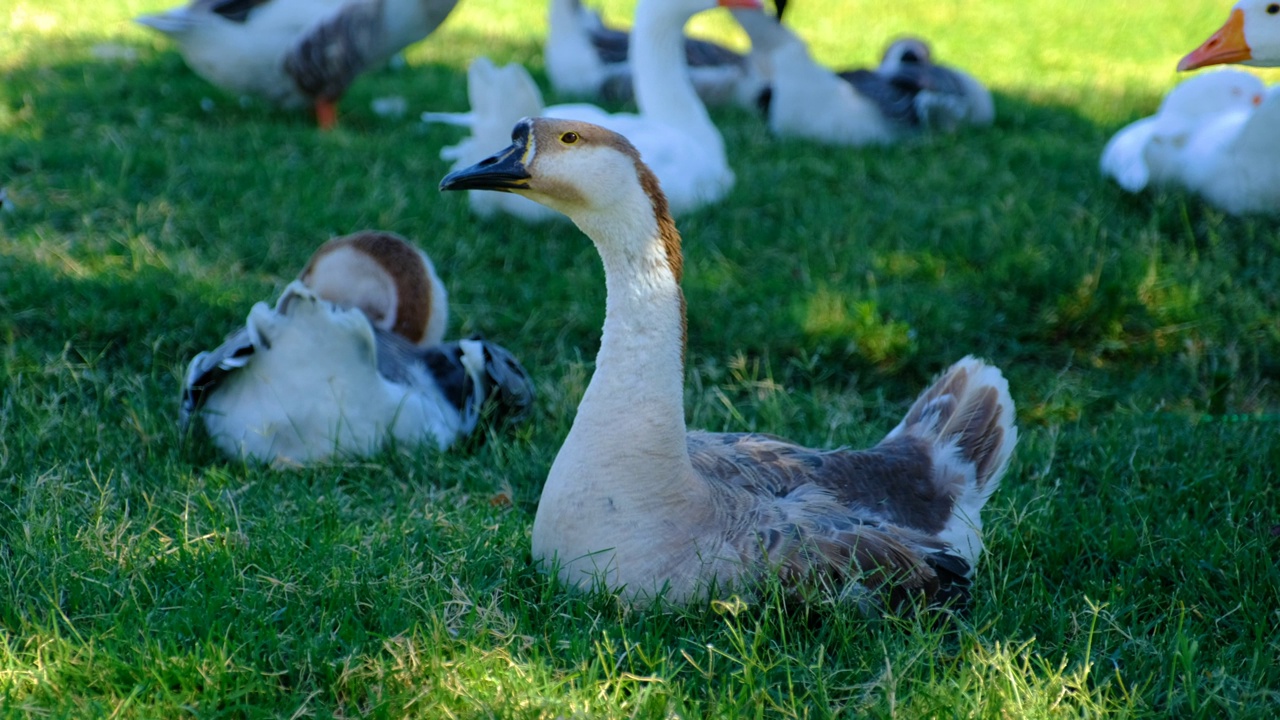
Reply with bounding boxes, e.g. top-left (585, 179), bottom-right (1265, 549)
top-left (687, 431), bottom-right (971, 607)
top-left (181, 327), bottom-right (256, 432)
top-left (837, 69), bottom-right (920, 126)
